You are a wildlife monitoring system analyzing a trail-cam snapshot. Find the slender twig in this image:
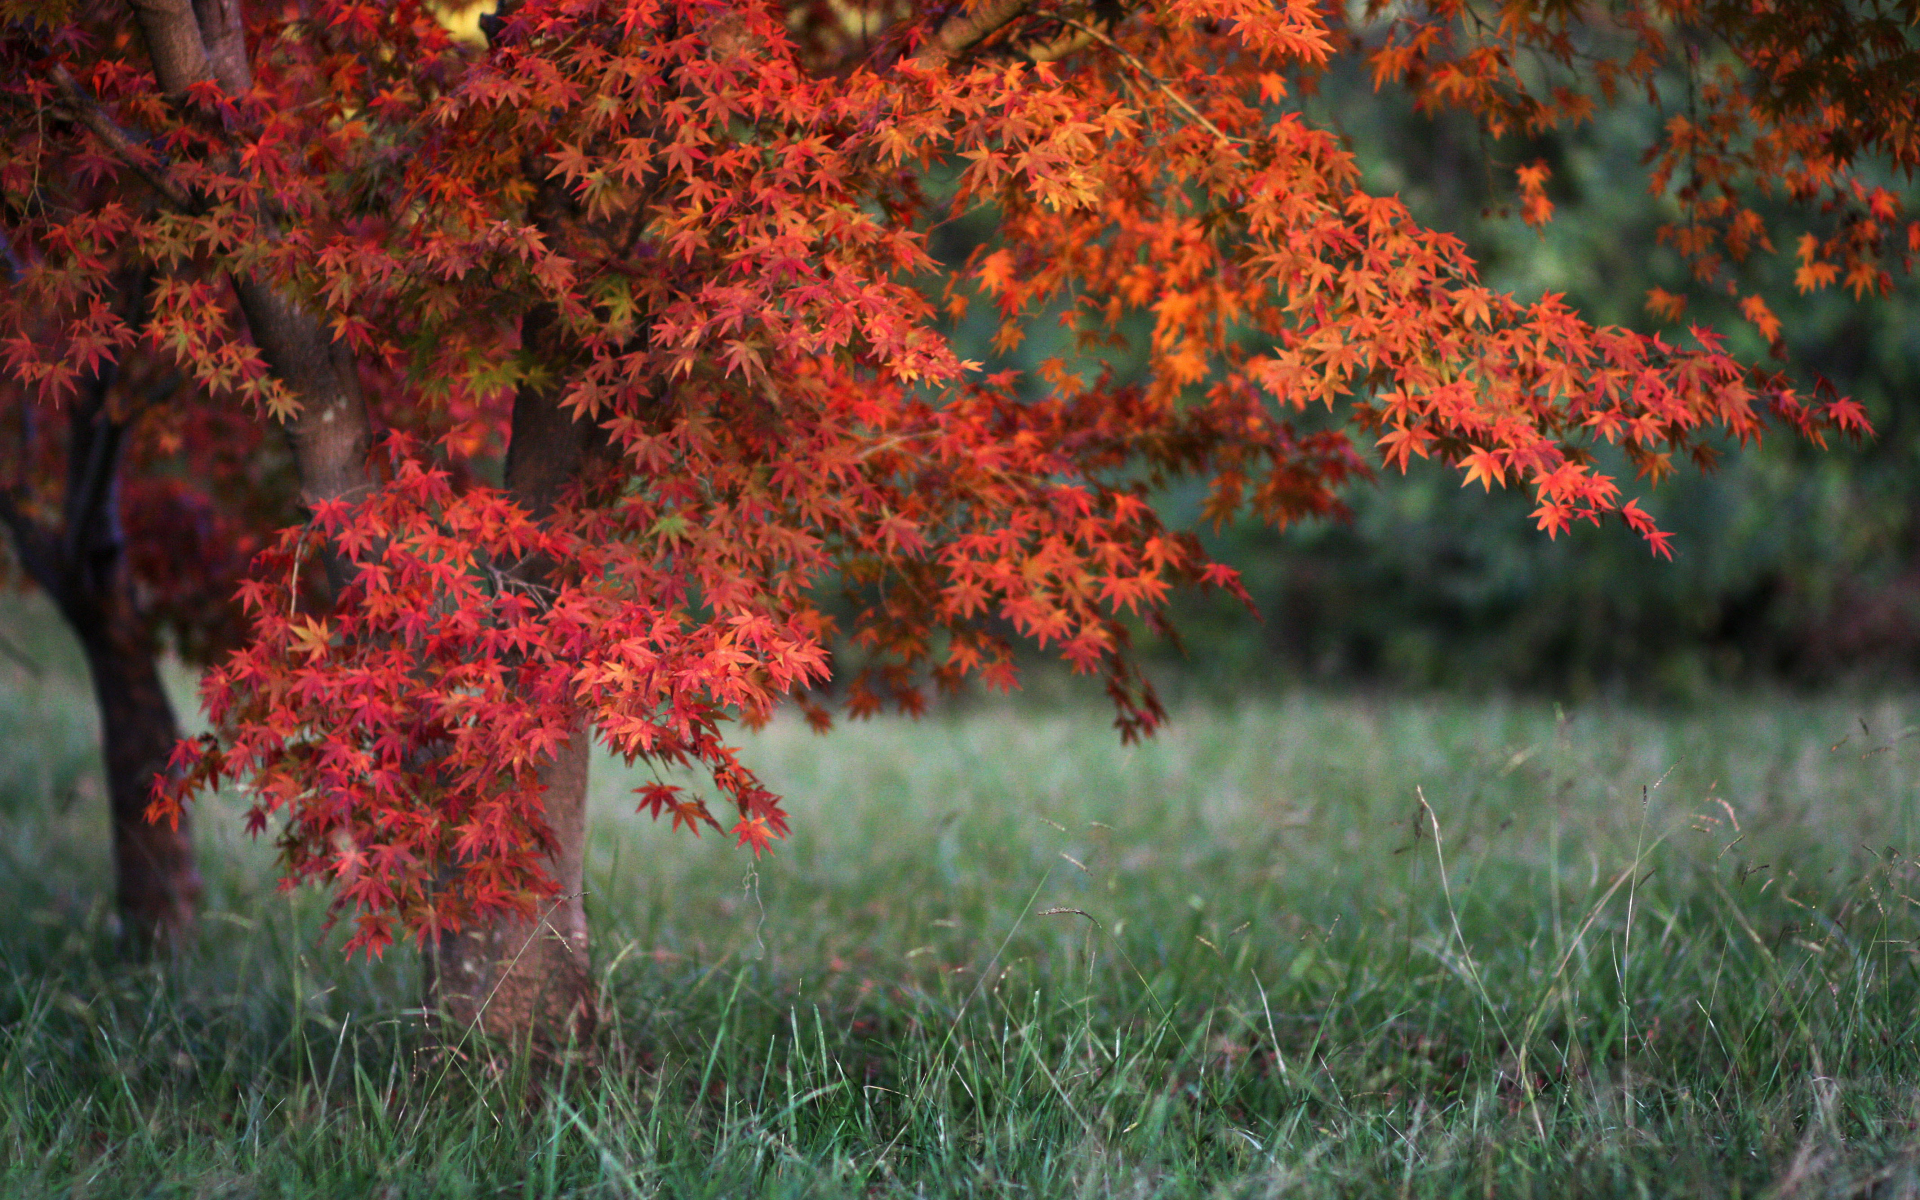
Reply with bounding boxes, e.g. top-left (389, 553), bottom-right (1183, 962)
top-left (1052, 16), bottom-right (1243, 148)
top-left (481, 558), bottom-right (559, 605)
